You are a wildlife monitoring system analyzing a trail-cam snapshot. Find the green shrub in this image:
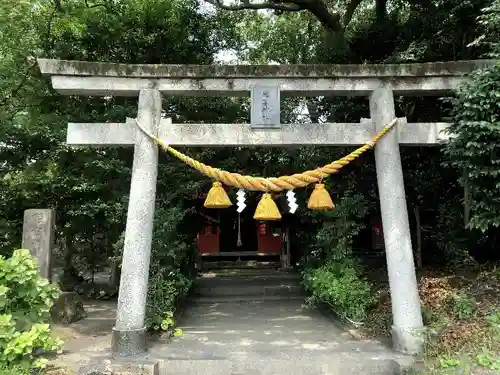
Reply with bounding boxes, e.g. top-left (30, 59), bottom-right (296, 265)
top-left (145, 207), bottom-right (195, 334)
top-left (303, 260), bottom-right (375, 322)
top-left (112, 206), bottom-right (196, 334)
top-left (301, 194), bottom-right (376, 322)
top-left (446, 293), bottom-right (477, 320)
top-left (0, 249), bottom-right (63, 369)
top-left (0, 365), bottom-right (30, 375)
top-left (443, 63), bottom-right (500, 232)
top-left (145, 268), bottom-right (191, 333)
